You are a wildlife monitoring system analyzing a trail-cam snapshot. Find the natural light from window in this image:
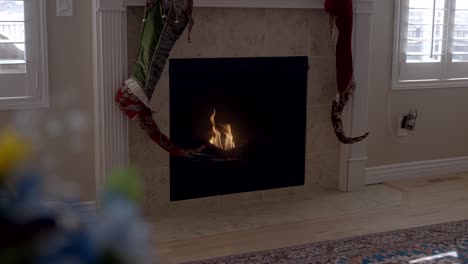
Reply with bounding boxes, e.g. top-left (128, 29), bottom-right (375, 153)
top-left (453, 0), bottom-right (468, 62)
top-left (0, 0), bottom-right (26, 74)
top-left (409, 251), bottom-right (459, 263)
top-left (407, 0), bottom-right (468, 63)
